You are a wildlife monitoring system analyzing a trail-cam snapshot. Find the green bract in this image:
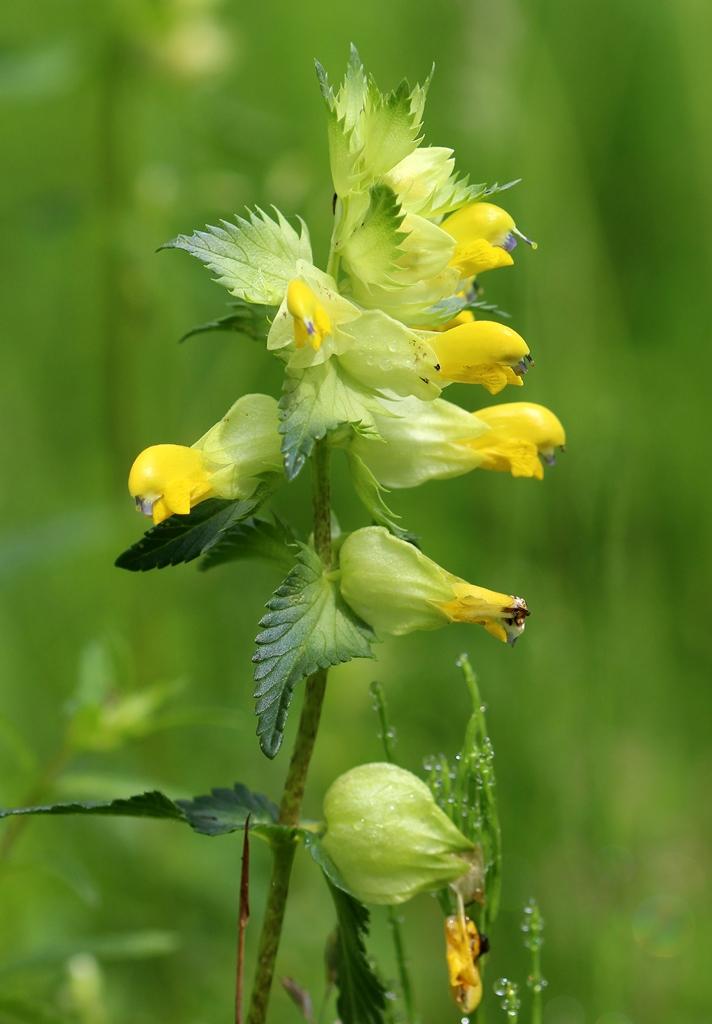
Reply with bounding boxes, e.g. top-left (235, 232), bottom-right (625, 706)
top-left (321, 763), bottom-right (474, 905)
